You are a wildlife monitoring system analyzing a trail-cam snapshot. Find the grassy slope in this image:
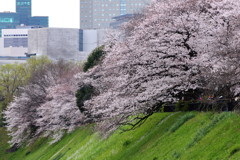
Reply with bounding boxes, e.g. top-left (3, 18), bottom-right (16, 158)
top-left (0, 127), bottom-right (11, 160)
top-left (1, 112), bottom-right (240, 160)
